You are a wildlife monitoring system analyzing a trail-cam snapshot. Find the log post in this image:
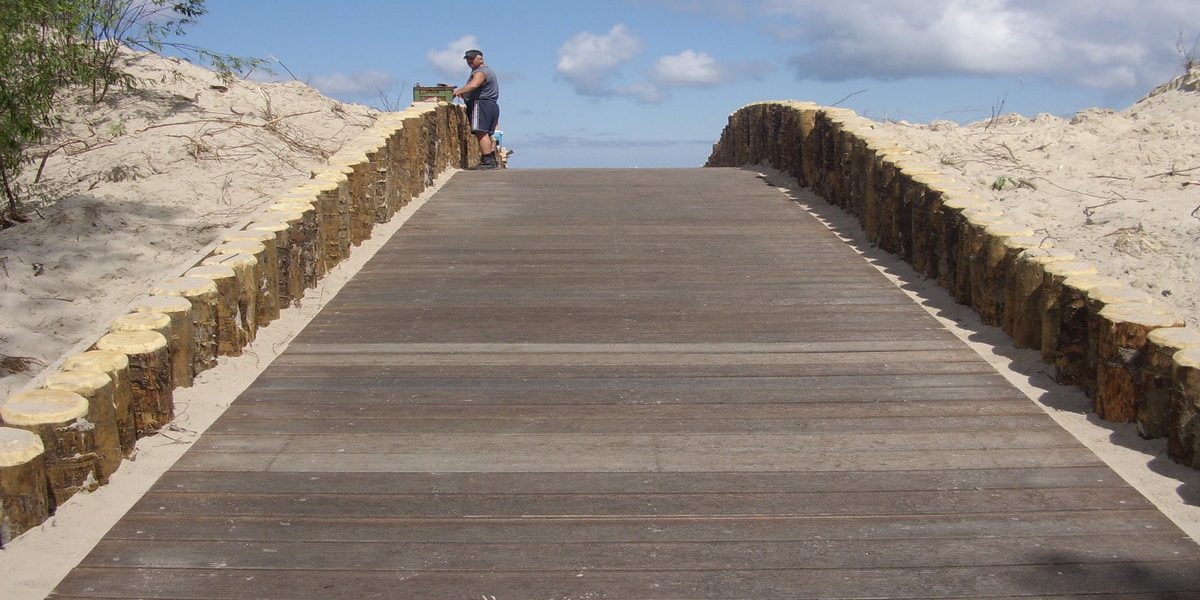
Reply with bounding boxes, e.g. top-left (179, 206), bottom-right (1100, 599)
top-left (886, 157), bottom-right (938, 264)
top-left (955, 208), bottom-right (1004, 305)
top-left (859, 146), bottom-right (893, 245)
top-left (1095, 302), bottom-right (1185, 423)
top-left (1048, 273), bottom-right (1122, 387)
top-left (379, 122), bottom-right (405, 215)
top-left (223, 229), bottom-right (281, 324)
top-left (1143, 327), bottom-right (1200, 440)
top-left (185, 264), bottom-right (244, 356)
top-left (972, 222), bottom-right (1036, 325)
top-left (327, 155), bottom-right (373, 246)
top-left (1003, 248), bottom-right (1075, 347)
top-left (211, 240), bottom-right (268, 342)
top-left (306, 174), bottom-right (347, 270)
top-left (247, 219), bottom-right (295, 310)
top-left (94, 331), bottom-right (172, 437)
top-left (110, 311), bottom-right (175, 385)
top-left (128, 296), bottom-right (194, 389)
top-left (202, 252), bottom-right (262, 342)
top-left (267, 203), bottom-right (320, 290)
top-left (151, 276), bottom-right (219, 373)
top-left (1039, 262), bottom-right (1101, 365)
top-left (1169, 348), bottom-right (1200, 467)
top-left (368, 139), bottom-right (396, 224)
top-left (44, 369), bottom-right (120, 482)
top-left (0, 426), bottom-right (49, 546)
top-left (907, 174), bottom-right (958, 280)
top-left (935, 194), bottom-right (989, 295)
top-left (0, 389), bottom-right (98, 507)
top-left (61, 351), bottom-right (135, 457)
top-left (1082, 285), bottom-right (1158, 398)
